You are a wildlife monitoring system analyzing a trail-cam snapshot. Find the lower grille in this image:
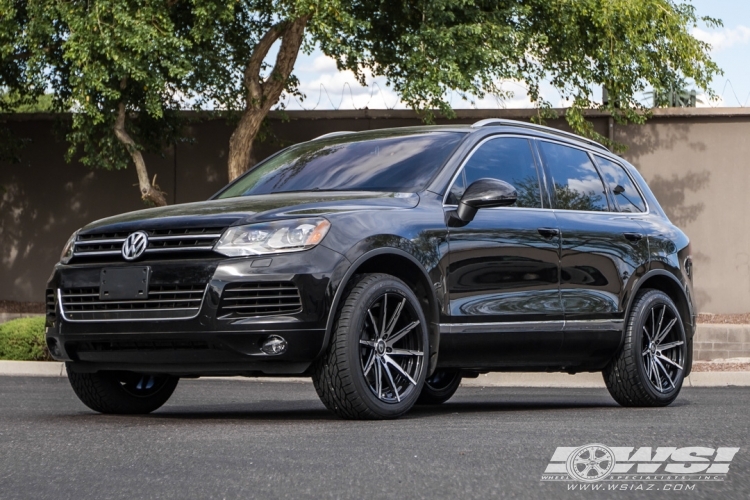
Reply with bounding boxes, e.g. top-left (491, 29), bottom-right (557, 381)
top-left (218, 282), bottom-right (302, 318)
top-left (59, 285), bottom-right (206, 321)
top-left (46, 288), bottom-right (57, 321)
top-left (75, 340), bottom-right (210, 352)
